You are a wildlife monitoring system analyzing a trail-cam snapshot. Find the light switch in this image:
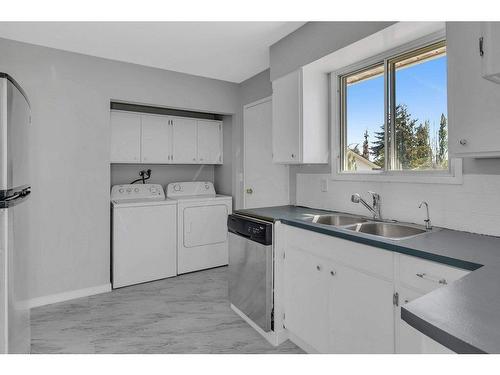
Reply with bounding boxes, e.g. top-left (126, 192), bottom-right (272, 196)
top-left (320, 178), bottom-right (328, 192)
